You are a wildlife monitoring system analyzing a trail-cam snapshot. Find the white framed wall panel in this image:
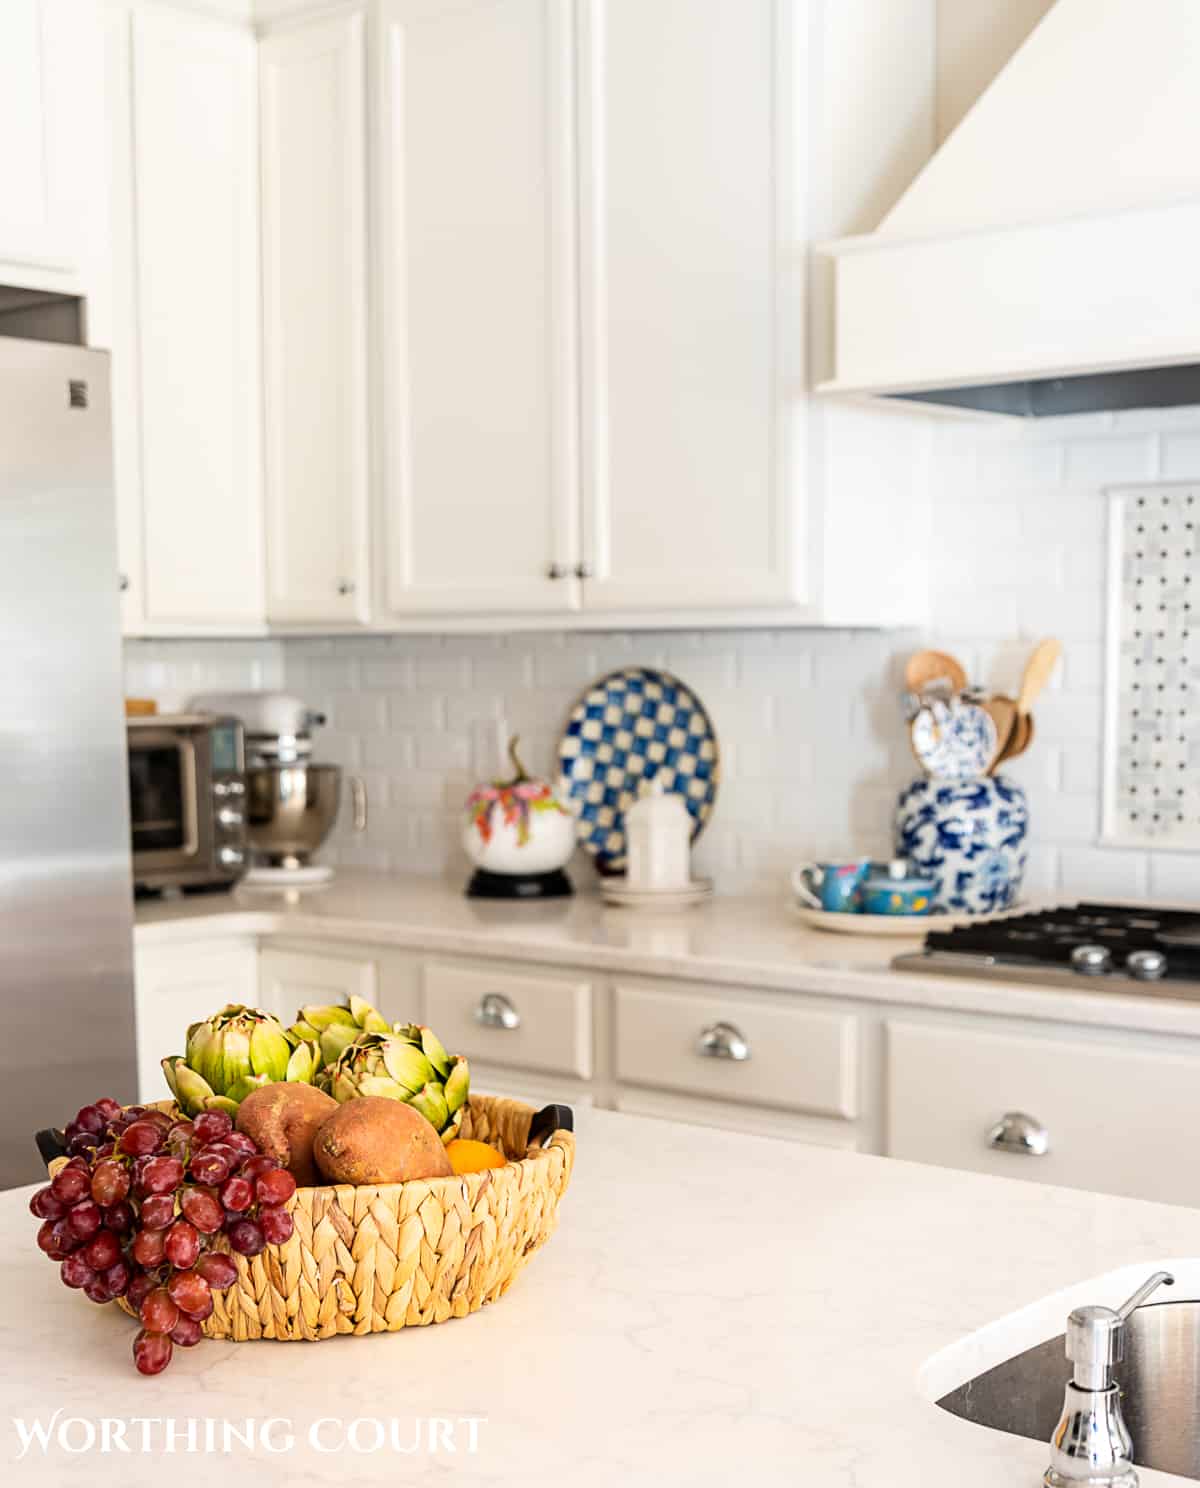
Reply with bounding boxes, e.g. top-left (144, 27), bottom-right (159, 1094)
top-left (260, 10), bottom-right (371, 623)
top-left (1102, 483), bottom-right (1200, 852)
top-left (377, 0), bottom-right (581, 616)
top-left (576, 0), bottom-right (796, 611)
top-left (129, 7), bottom-right (264, 626)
